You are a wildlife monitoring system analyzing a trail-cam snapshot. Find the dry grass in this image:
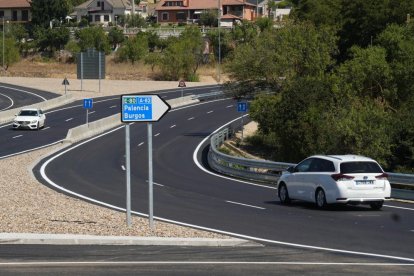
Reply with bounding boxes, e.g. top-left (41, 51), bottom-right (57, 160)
top-left (4, 54), bottom-right (220, 83)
